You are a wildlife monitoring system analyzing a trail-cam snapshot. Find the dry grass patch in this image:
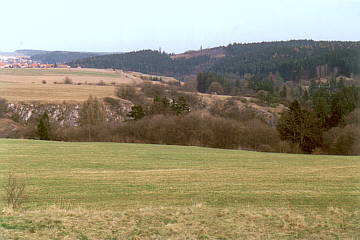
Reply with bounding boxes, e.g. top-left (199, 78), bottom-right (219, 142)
top-left (1, 205), bottom-right (359, 240)
top-left (0, 68), bottom-right (174, 103)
